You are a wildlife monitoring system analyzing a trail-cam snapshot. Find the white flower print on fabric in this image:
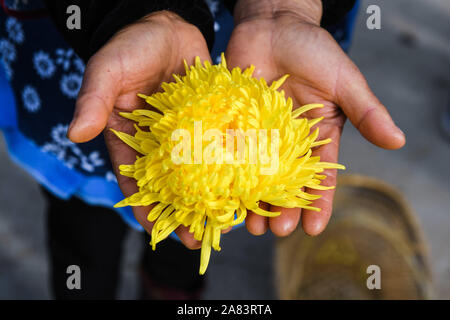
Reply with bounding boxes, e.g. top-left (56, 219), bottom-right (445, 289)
top-left (41, 143), bottom-right (77, 168)
top-left (6, 17), bottom-right (24, 44)
top-left (0, 38), bottom-right (17, 80)
top-left (0, 38), bottom-right (16, 62)
top-left (60, 73), bottom-right (82, 98)
top-left (33, 51), bottom-right (56, 79)
top-left (214, 22), bottom-right (220, 32)
top-left (42, 124), bottom-right (105, 172)
top-left (22, 85), bottom-right (41, 112)
top-left (73, 57), bottom-right (85, 74)
top-left (42, 124), bottom-right (78, 169)
top-left (55, 48), bottom-right (74, 71)
top-left (105, 171), bottom-right (118, 183)
top-left (206, 0), bottom-right (219, 16)
top-left (1, 58), bottom-right (13, 80)
top-left (7, 0), bottom-right (30, 10)
top-left (80, 151), bottom-right (105, 172)
top-left (51, 123), bottom-right (74, 147)
top-left (205, 0), bottom-right (221, 32)
top-left (42, 143), bottom-right (64, 159)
